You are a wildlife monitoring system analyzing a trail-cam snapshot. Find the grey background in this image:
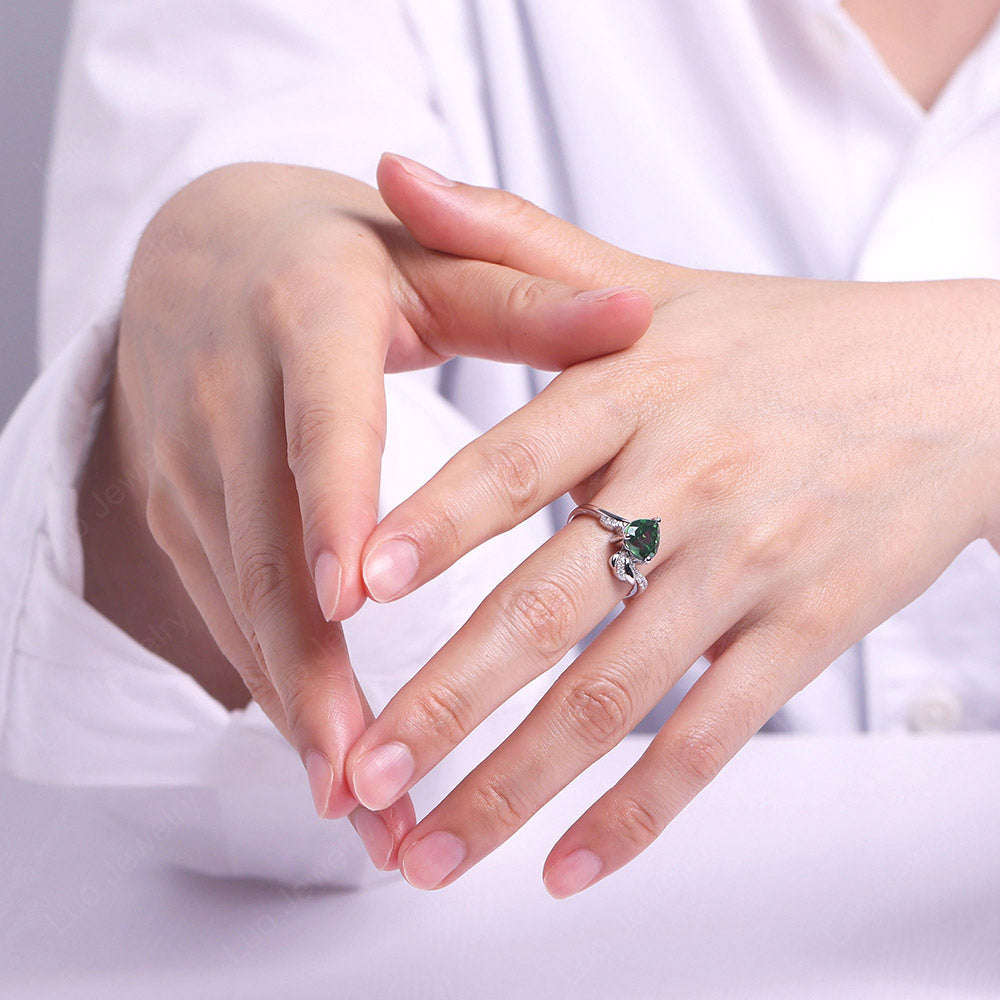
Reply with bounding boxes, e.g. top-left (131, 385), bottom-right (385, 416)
top-left (0, 1), bottom-right (73, 426)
